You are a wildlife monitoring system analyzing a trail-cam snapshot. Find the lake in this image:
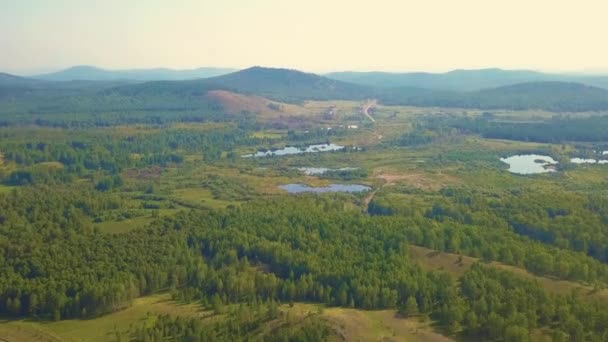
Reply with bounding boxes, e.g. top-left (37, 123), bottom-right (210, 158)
top-left (279, 183), bottom-right (371, 193)
top-left (243, 143), bottom-right (344, 157)
top-left (297, 167), bottom-right (358, 175)
top-left (500, 154), bottom-right (558, 175)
